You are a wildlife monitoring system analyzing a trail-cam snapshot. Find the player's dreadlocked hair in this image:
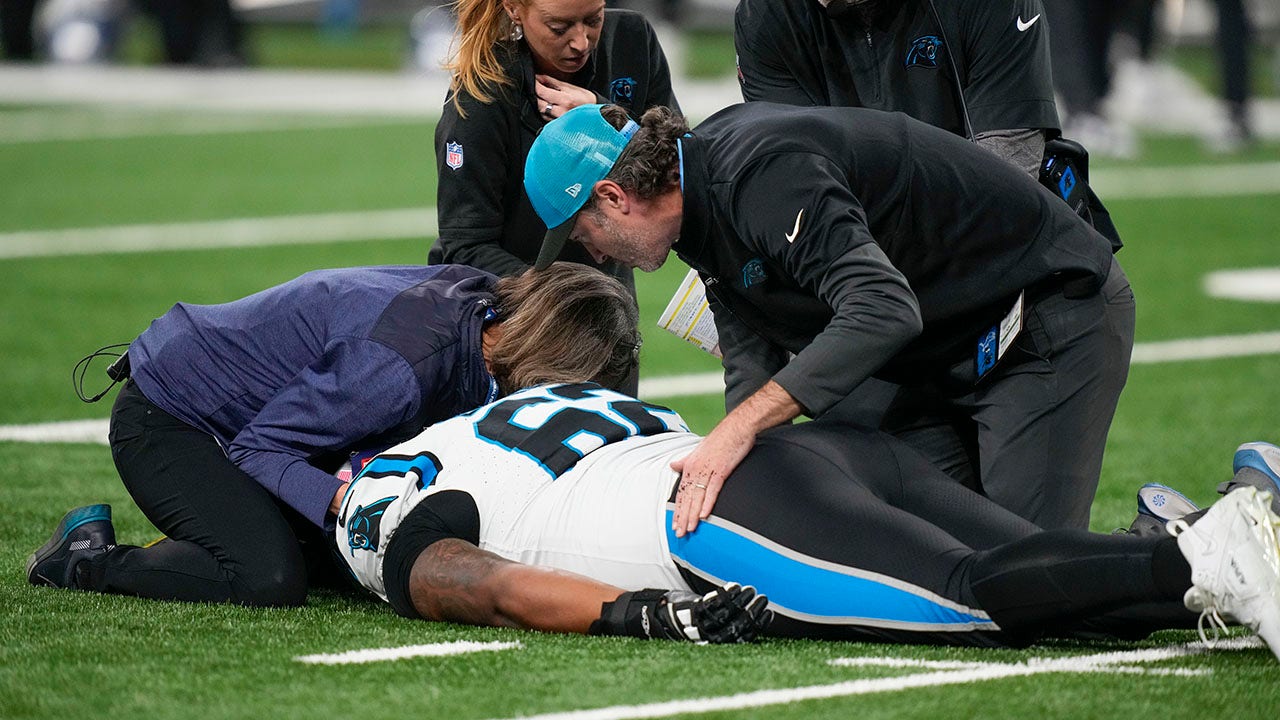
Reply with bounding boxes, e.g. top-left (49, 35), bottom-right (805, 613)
top-left (595, 104), bottom-right (687, 201)
top-left (445, 0), bottom-right (523, 114)
top-left (488, 262), bottom-right (640, 396)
